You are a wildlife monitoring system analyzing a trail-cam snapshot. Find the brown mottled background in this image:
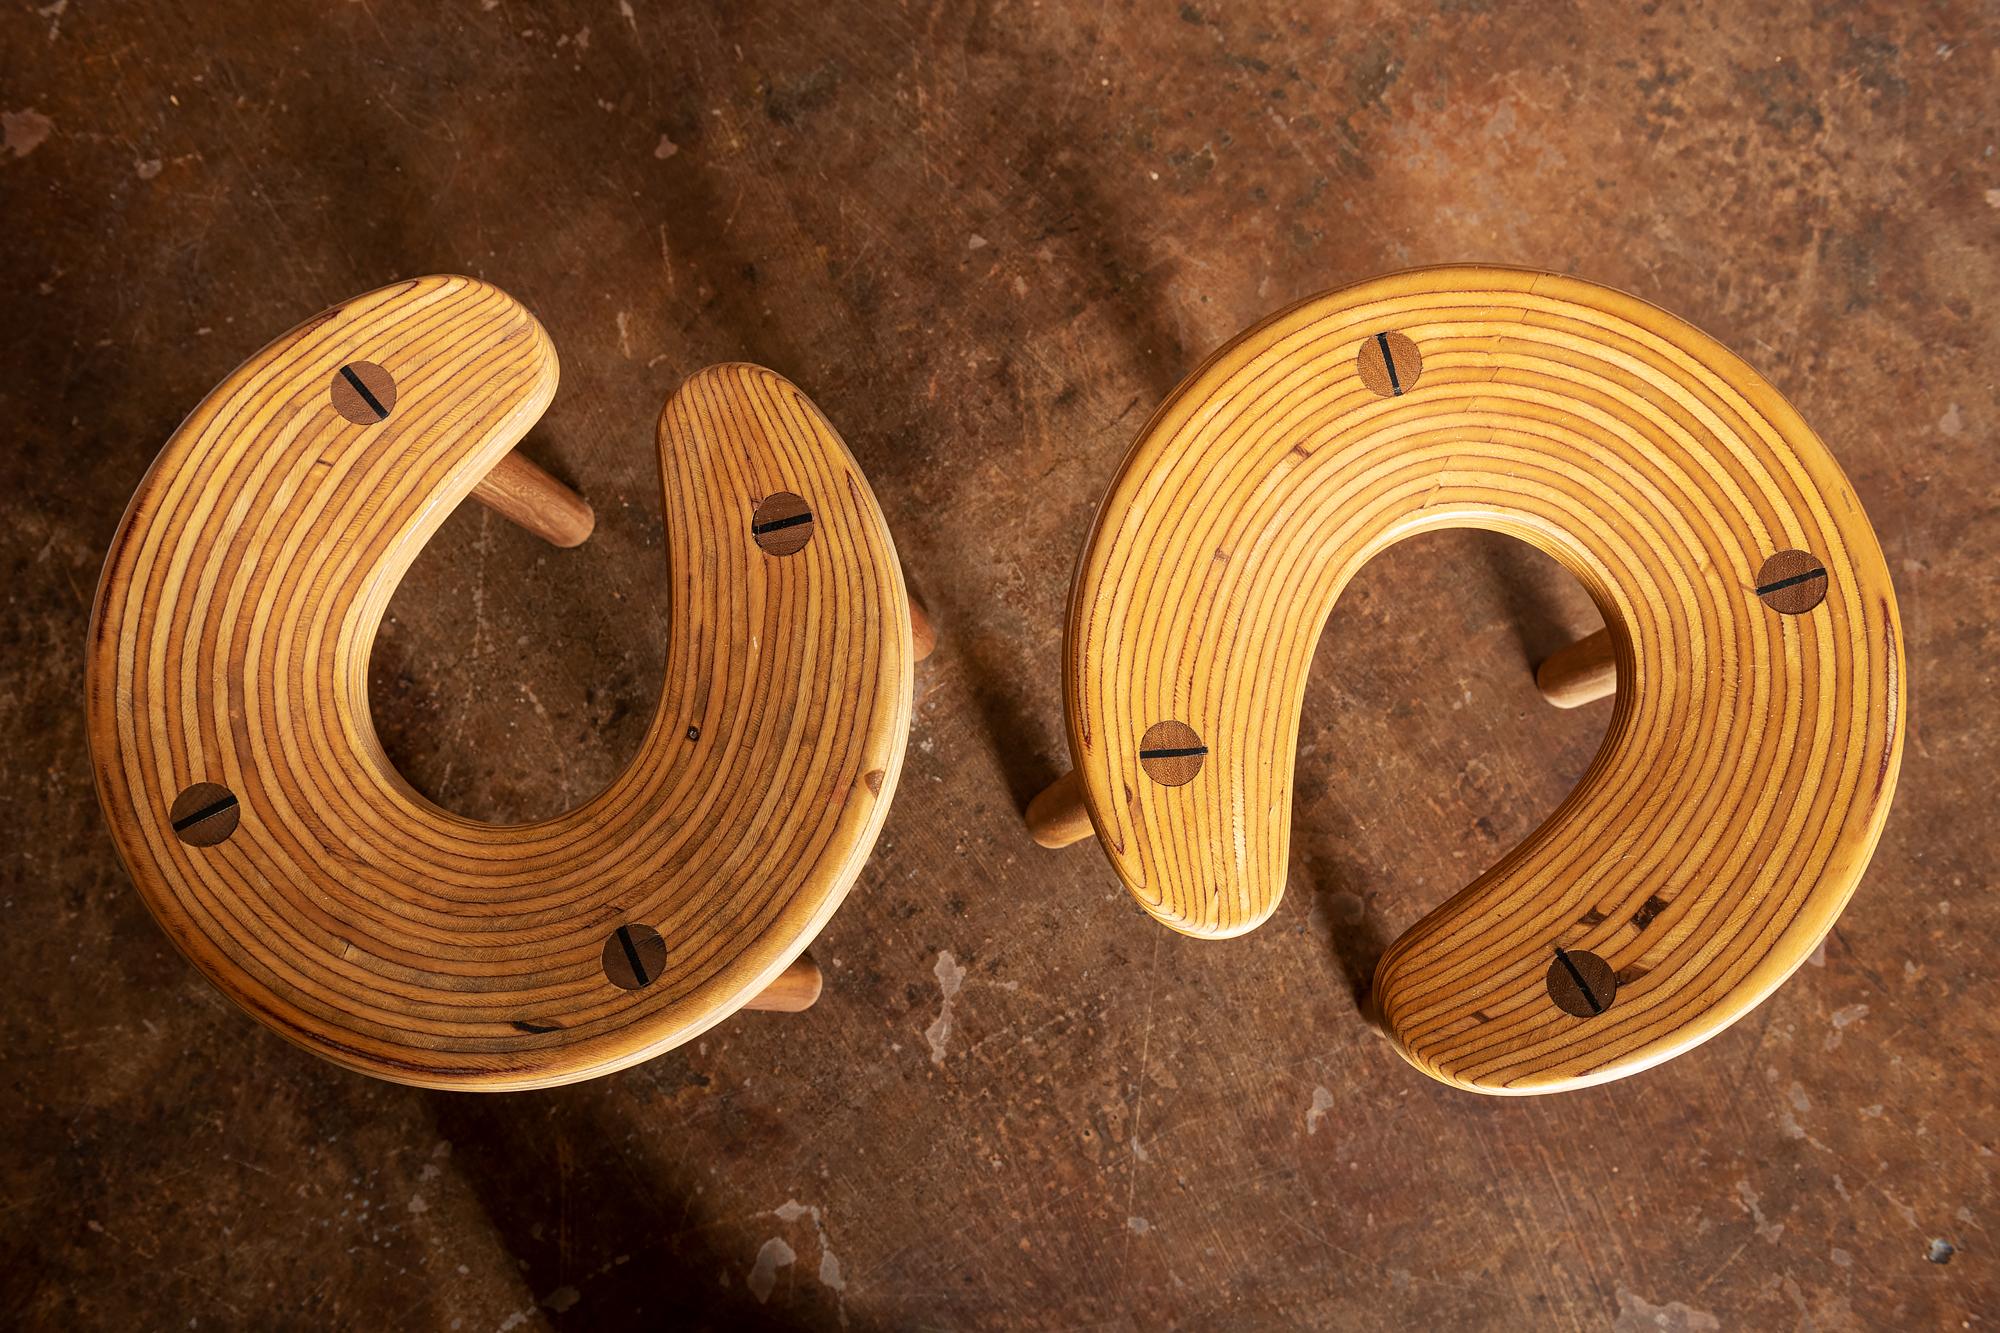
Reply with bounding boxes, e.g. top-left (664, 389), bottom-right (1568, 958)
top-left (3, 1), bottom-right (1993, 1328)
